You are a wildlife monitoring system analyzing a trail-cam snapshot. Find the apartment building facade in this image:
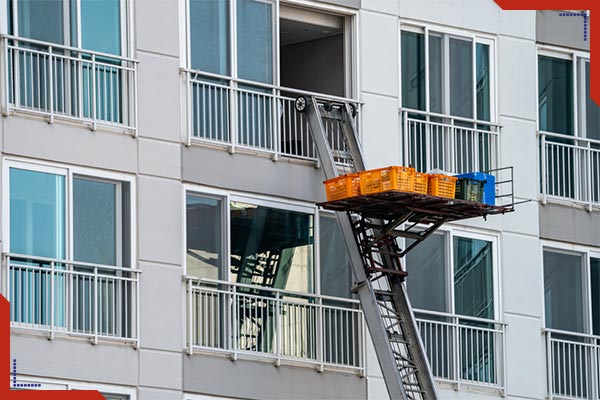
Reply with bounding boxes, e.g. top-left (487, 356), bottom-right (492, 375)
top-left (1, 1), bottom-right (598, 400)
